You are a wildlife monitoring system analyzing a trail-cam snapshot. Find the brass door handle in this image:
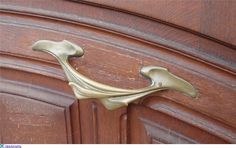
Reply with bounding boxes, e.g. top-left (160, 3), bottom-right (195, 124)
top-left (32, 40), bottom-right (197, 110)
